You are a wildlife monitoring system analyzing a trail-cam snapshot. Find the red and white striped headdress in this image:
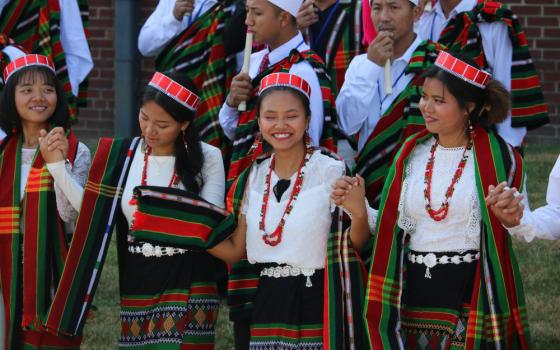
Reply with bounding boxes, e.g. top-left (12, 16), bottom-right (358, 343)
top-left (435, 51), bottom-right (491, 89)
top-left (148, 72), bottom-right (200, 111)
top-left (259, 72), bottom-right (311, 100)
top-left (3, 54), bottom-right (55, 83)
